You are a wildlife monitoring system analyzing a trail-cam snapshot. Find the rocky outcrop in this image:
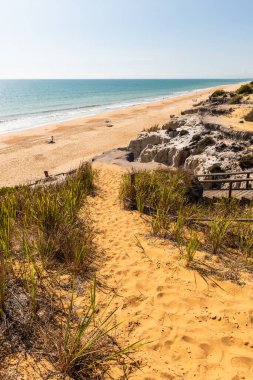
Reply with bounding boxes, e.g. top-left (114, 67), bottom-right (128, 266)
top-left (128, 133), bottom-right (170, 159)
top-left (127, 114), bottom-right (252, 174)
